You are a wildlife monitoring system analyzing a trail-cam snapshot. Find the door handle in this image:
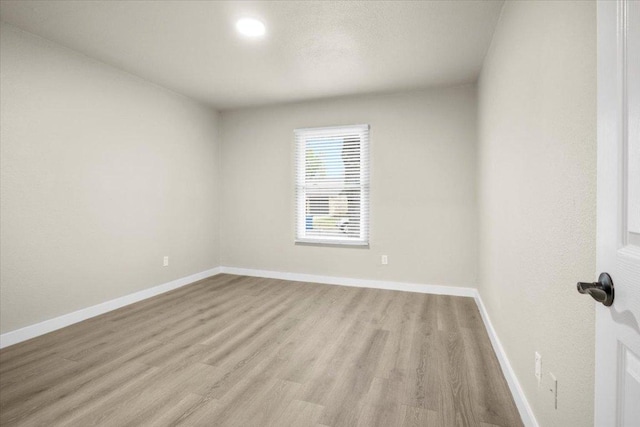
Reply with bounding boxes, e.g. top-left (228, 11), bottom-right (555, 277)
top-left (577, 272), bottom-right (614, 306)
